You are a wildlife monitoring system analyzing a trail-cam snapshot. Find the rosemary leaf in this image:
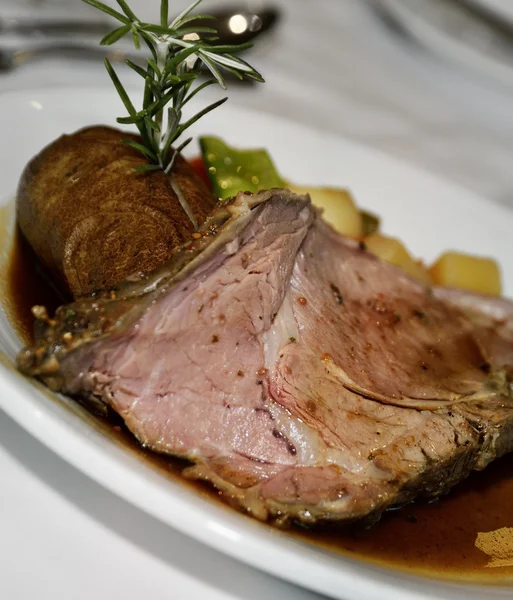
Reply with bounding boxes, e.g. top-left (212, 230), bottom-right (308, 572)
top-left (145, 89), bottom-right (176, 118)
top-left (116, 115), bottom-right (140, 124)
top-left (104, 59), bottom-right (137, 118)
top-left (132, 28), bottom-right (141, 49)
top-left (122, 139), bottom-right (158, 161)
top-left (167, 106), bottom-right (180, 135)
top-left (145, 119), bottom-right (161, 133)
top-left (175, 136), bottom-right (193, 153)
top-left (201, 50), bottom-right (254, 73)
top-left (162, 79), bottom-right (182, 91)
top-left (125, 59), bottom-right (147, 79)
top-left (164, 74), bottom-right (182, 85)
top-left (163, 129), bottom-right (189, 165)
top-left (143, 63), bottom-right (155, 109)
top-left (162, 78), bottom-right (195, 92)
top-left (176, 97), bottom-right (227, 135)
top-left (145, 77), bottom-right (163, 96)
top-left (175, 13), bottom-right (216, 25)
top-left (205, 42), bottom-right (254, 54)
top-left (82, 0), bottom-right (130, 24)
top-left (100, 24), bottom-right (131, 46)
top-left (116, 0), bottom-right (138, 21)
top-left (181, 78), bottom-right (216, 106)
top-left (134, 164), bottom-right (163, 173)
top-left (160, 0), bottom-right (169, 27)
top-left (139, 30), bottom-right (158, 60)
top-left (226, 54), bottom-right (265, 82)
top-left (126, 124), bottom-right (155, 155)
top-left (179, 72), bottom-right (198, 82)
top-left (197, 53), bottom-right (226, 89)
top-left (164, 72), bottom-right (197, 87)
top-left (201, 35), bottom-right (220, 43)
top-left (174, 26), bottom-right (218, 36)
top-left (212, 63), bottom-right (244, 81)
top-left (163, 45), bottom-right (201, 77)
top-left (146, 58), bottom-right (162, 78)
top-left (139, 23), bottom-right (180, 36)
top-left (165, 136), bottom-right (193, 173)
top-left (169, 0), bottom-right (203, 28)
